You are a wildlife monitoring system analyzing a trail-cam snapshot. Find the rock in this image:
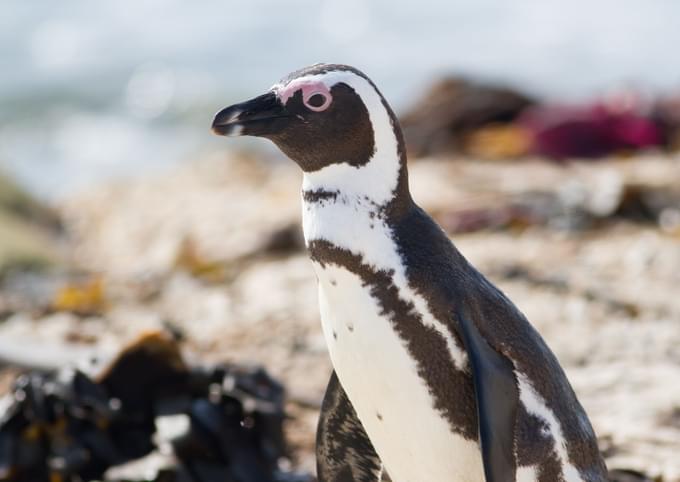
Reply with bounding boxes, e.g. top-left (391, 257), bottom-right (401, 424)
top-left (0, 172), bottom-right (62, 279)
top-left (652, 92), bottom-right (680, 151)
top-left (0, 173), bottom-right (61, 232)
top-left (400, 77), bottom-right (535, 158)
top-left (608, 468), bottom-right (659, 482)
top-left (259, 222), bottom-right (305, 255)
